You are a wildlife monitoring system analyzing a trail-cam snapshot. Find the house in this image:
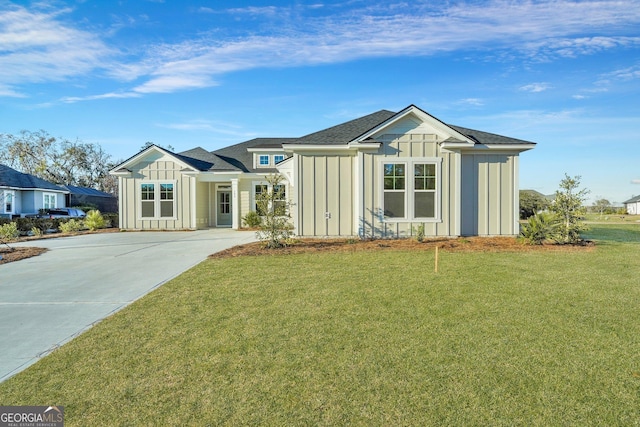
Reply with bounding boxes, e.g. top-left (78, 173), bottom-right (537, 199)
top-left (0, 164), bottom-right (68, 218)
top-left (623, 195), bottom-right (640, 215)
top-left (110, 105), bottom-right (535, 237)
top-left (63, 185), bottom-right (118, 213)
